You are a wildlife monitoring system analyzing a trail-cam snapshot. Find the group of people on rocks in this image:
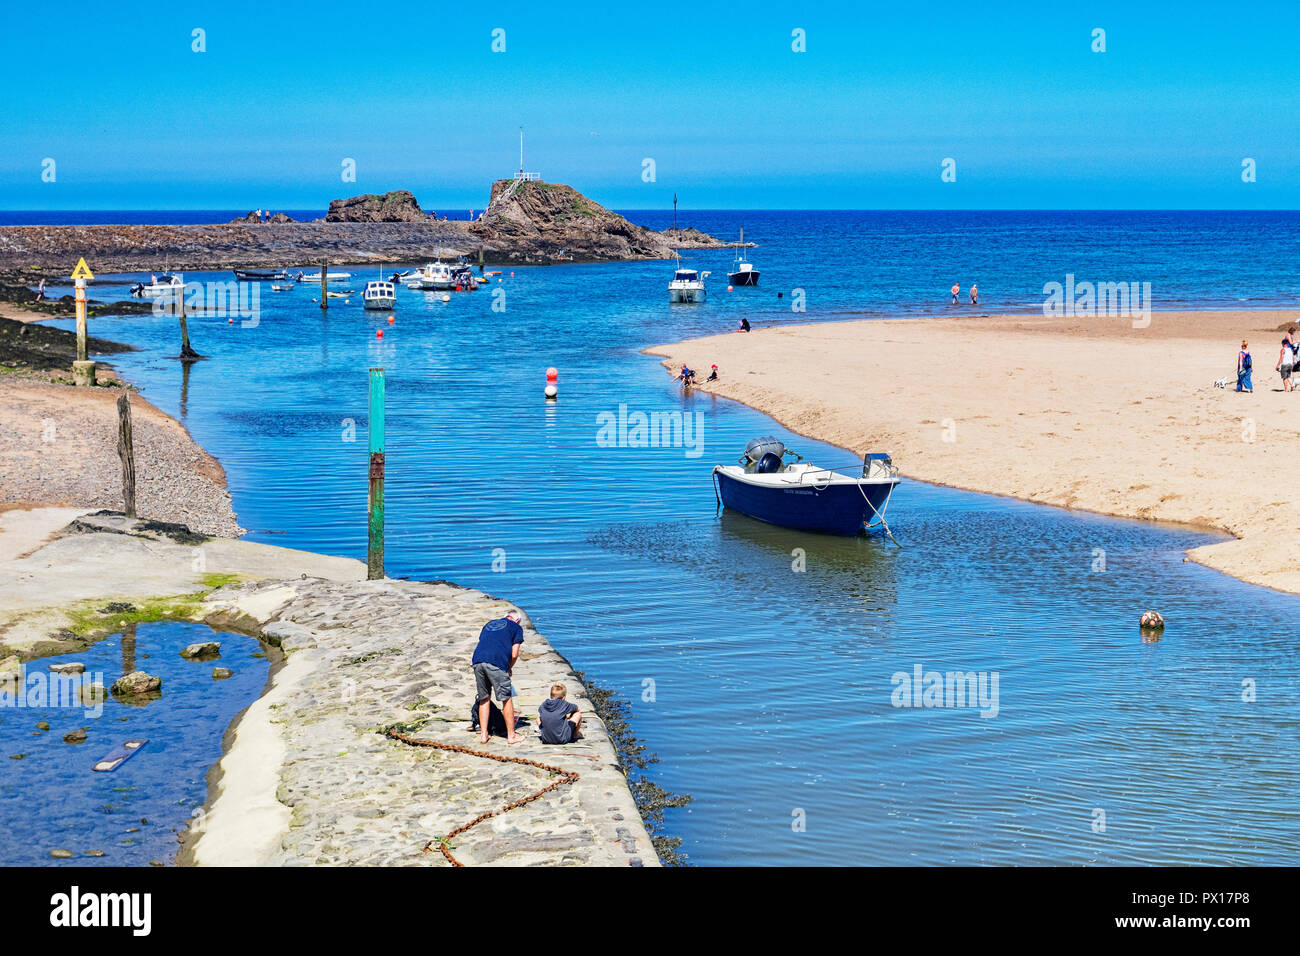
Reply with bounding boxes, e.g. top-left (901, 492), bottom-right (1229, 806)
top-left (469, 610), bottom-right (584, 746)
top-left (1236, 326), bottom-right (1298, 393)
